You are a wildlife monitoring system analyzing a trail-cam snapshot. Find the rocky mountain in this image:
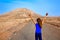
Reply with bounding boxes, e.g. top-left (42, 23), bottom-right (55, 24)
top-left (0, 8), bottom-right (41, 40)
top-left (0, 8), bottom-right (60, 40)
top-left (0, 8), bottom-right (40, 22)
